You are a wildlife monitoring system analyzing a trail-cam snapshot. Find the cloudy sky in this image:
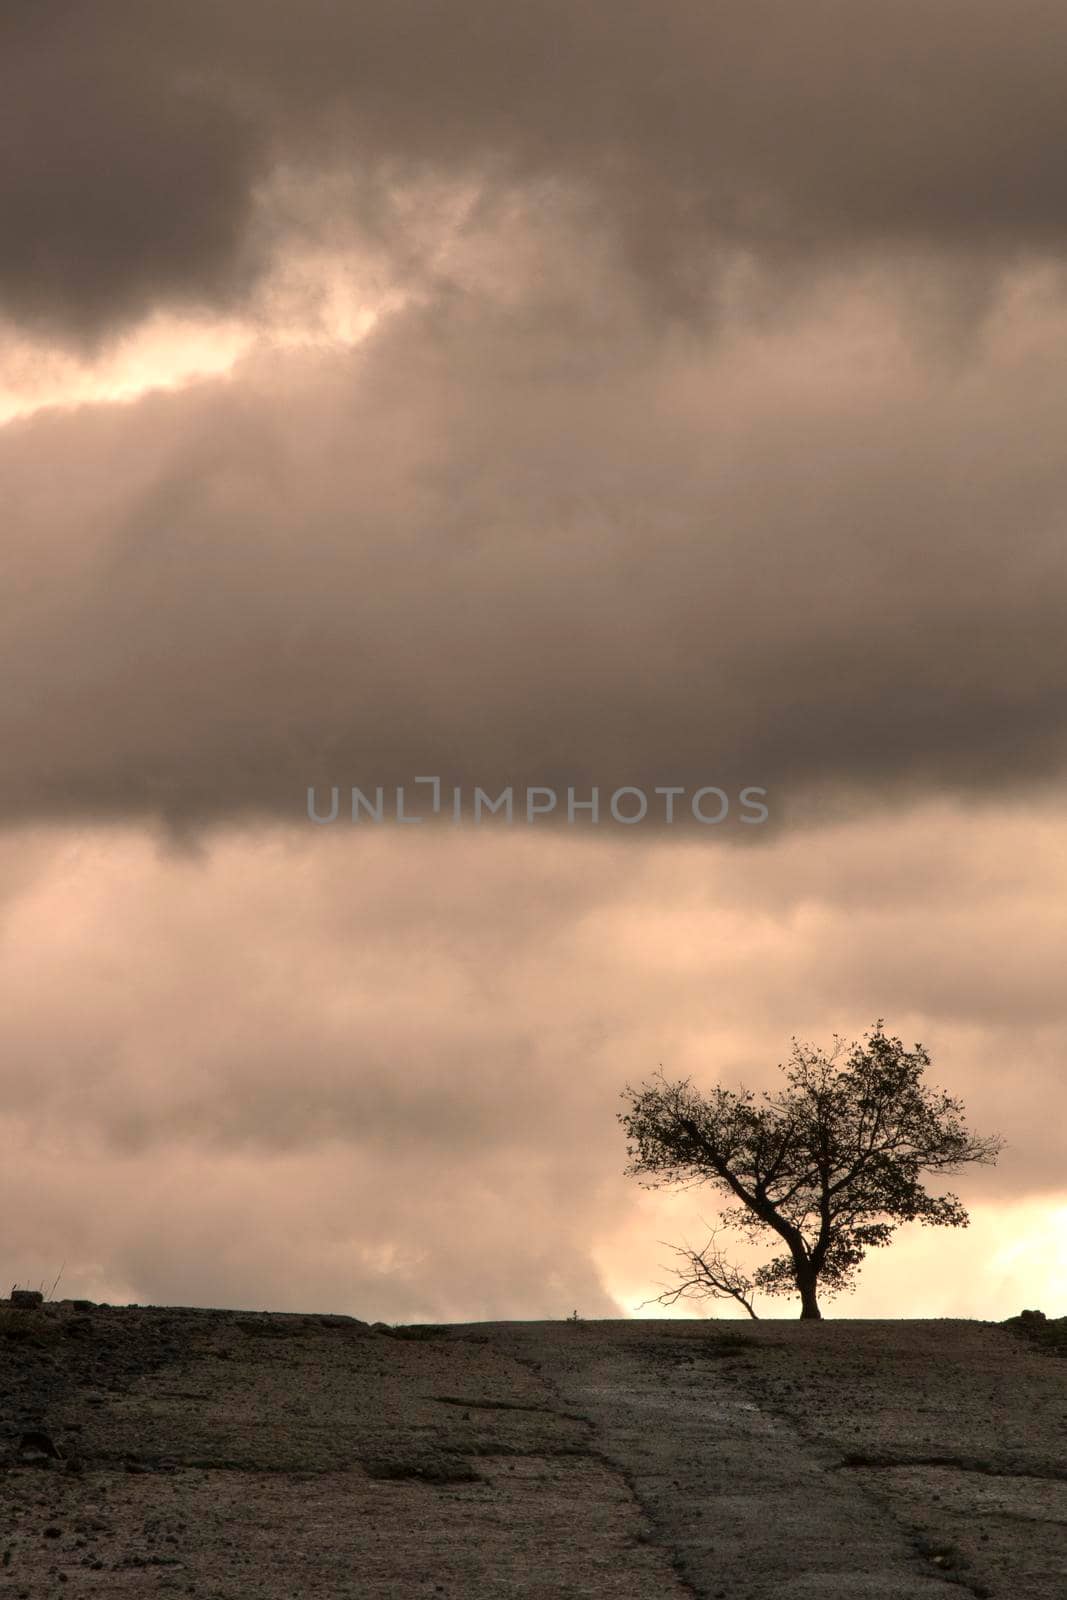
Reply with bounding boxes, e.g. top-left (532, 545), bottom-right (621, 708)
top-left (4, 3), bottom-right (1066, 1320)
